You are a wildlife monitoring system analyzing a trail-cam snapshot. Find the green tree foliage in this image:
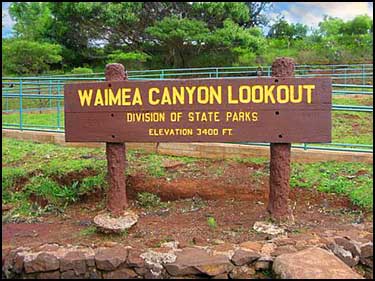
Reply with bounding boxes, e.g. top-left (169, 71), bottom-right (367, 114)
top-left (2, 39), bottom-right (62, 75)
top-left (242, 2), bottom-right (272, 27)
top-left (191, 2), bottom-right (250, 28)
top-left (146, 16), bottom-right (210, 67)
top-left (9, 2), bottom-right (52, 41)
top-left (107, 51), bottom-right (151, 70)
top-left (268, 16), bottom-right (308, 48)
top-left (3, 3), bottom-right (373, 73)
